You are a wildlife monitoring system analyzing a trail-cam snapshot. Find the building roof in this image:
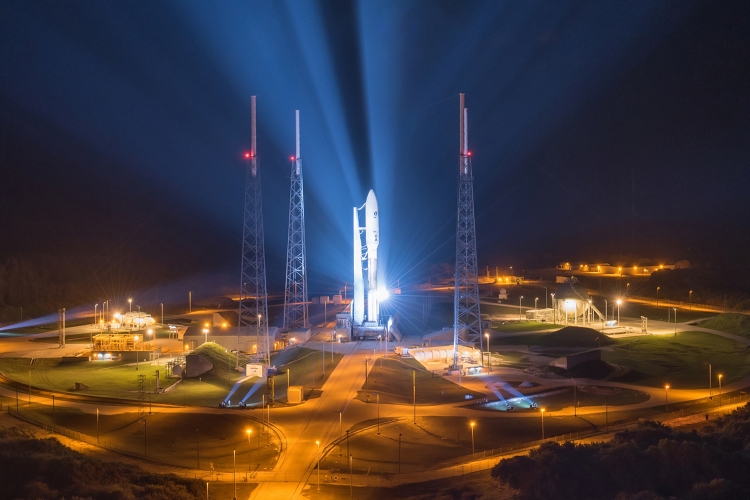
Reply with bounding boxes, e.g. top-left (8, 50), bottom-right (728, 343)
top-left (554, 277), bottom-right (590, 302)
